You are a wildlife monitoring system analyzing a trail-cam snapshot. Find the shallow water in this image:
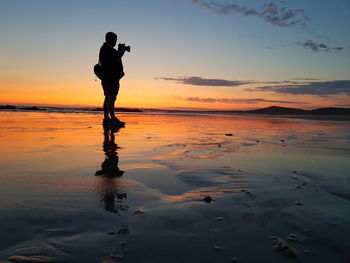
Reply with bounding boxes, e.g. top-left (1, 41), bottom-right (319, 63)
top-left (0, 111), bottom-right (350, 262)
